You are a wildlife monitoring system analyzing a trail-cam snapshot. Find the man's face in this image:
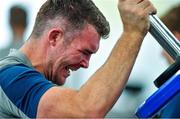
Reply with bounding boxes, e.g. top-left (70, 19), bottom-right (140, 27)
top-left (47, 25), bottom-right (100, 85)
